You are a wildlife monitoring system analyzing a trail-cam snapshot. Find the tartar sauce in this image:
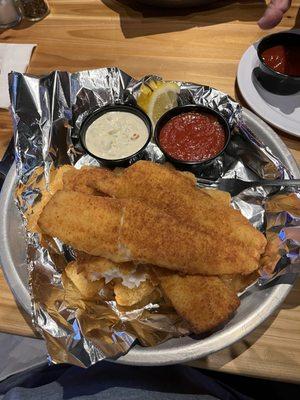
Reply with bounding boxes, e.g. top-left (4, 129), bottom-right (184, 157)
top-left (85, 111), bottom-right (149, 160)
